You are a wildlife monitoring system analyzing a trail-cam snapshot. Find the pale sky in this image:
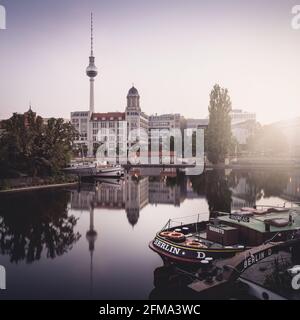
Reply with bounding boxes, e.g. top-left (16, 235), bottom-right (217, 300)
top-left (0, 0), bottom-right (300, 124)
